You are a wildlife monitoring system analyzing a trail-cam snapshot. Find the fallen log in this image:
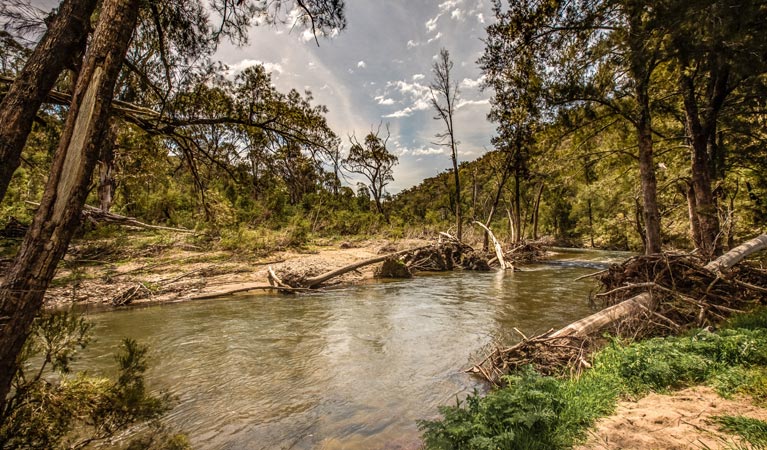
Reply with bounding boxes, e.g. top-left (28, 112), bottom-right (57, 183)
top-left (290, 246), bottom-right (429, 288)
top-left (26, 201), bottom-right (194, 233)
top-left (190, 284), bottom-right (309, 300)
top-left (553, 234), bottom-right (767, 339)
top-left (471, 234), bottom-right (767, 383)
top-left (474, 221), bottom-right (510, 270)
